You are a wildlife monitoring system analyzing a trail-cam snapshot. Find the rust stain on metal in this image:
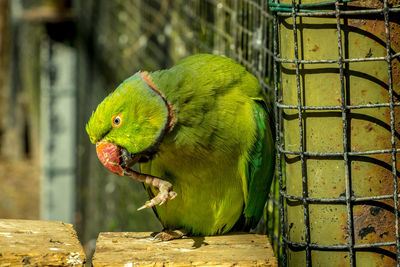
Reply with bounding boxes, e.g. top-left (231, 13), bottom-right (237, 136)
top-left (353, 204), bottom-right (396, 265)
top-left (364, 123), bottom-right (374, 132)
top-left (358, 225), bottom-right (376, 240)
top-left (370, 206), bottom-right (382, 216)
